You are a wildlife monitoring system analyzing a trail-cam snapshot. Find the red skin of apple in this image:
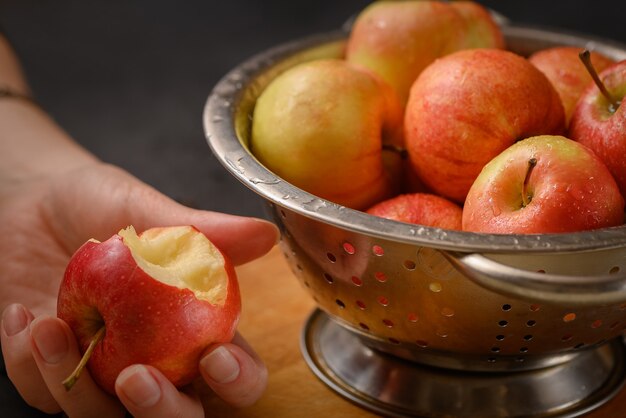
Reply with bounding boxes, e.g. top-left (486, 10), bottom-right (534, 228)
top-left (569, 60), bottom-right (626, 198)
top-left (462, 135), bottom-right (625, 234)
top-left (367, 193), bottom-right (463, 230)
top-left (405, 49), bottom-right (566, 203)
top-left (57, 233), bottom-right (240, 394)
top-left (529, 46), bottom-right (615, 125)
